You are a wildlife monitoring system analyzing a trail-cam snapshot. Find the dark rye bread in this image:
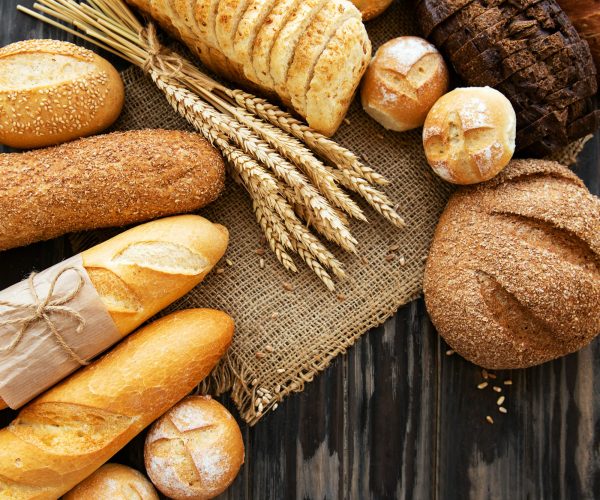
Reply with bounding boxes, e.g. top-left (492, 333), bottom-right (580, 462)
top-left (416, 0), bottom-right (474, 36)
top-left (424, 159), bottom-right (600, 369)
